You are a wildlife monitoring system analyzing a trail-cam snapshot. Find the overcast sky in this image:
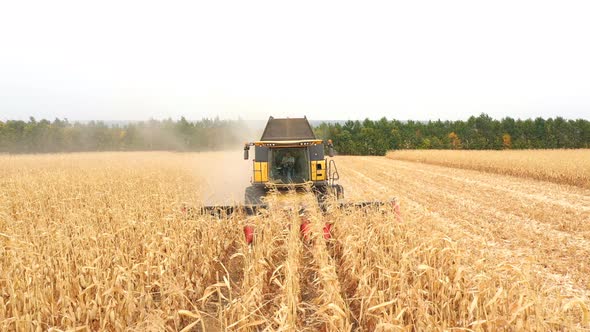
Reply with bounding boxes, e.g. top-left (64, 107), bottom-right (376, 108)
top-left (1, 0), bottom-right (589, 121)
